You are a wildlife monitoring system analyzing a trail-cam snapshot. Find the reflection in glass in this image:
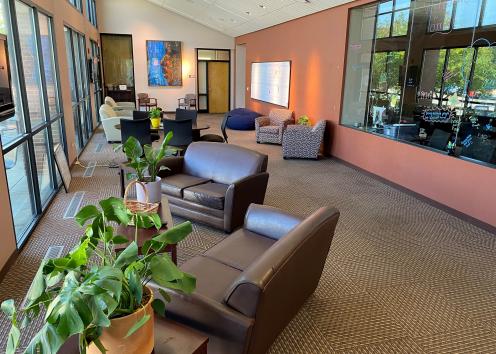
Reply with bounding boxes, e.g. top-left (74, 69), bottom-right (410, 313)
top-left (482, 0), bottom-right (496, 26)
top-left (453, 0), bottom-right (481, 29)
top-left (392, 9), bottom-right (409, 36)
top-left (376, 13), bottom-right (392, 38)
top-left (4, 142), bottom-right (36, 240)
top-left (15, 1), bottom-right (45, 127)
top-left (38, 13), bottom-right (59, 118)
top-left (33, 129), bottom-right (54, 205)
top-left (342, 0), bottom-right (496, 166)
